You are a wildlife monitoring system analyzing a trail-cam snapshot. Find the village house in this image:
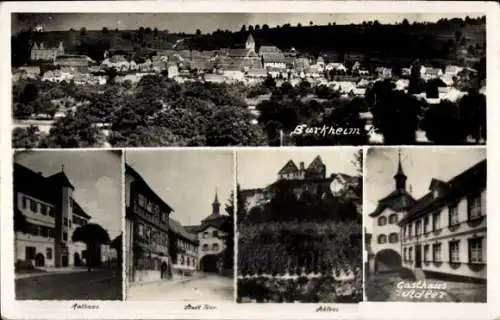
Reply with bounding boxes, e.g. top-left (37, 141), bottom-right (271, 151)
top-left (54, 55), bottom-right (93, 73)
top-left (168, 218), bottom-right (199, 277)
top-left (259, 45), bottom-right (287, 70)
top-left (125, 164), bottom-right (173, 283)
top-left (31, 41), bottom-right (65, 61)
